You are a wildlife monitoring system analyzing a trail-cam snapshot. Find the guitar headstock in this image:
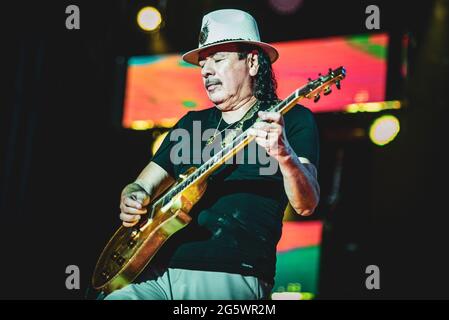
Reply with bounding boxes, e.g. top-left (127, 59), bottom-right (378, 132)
top-left (302, 66), bottom-right (346, 103)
